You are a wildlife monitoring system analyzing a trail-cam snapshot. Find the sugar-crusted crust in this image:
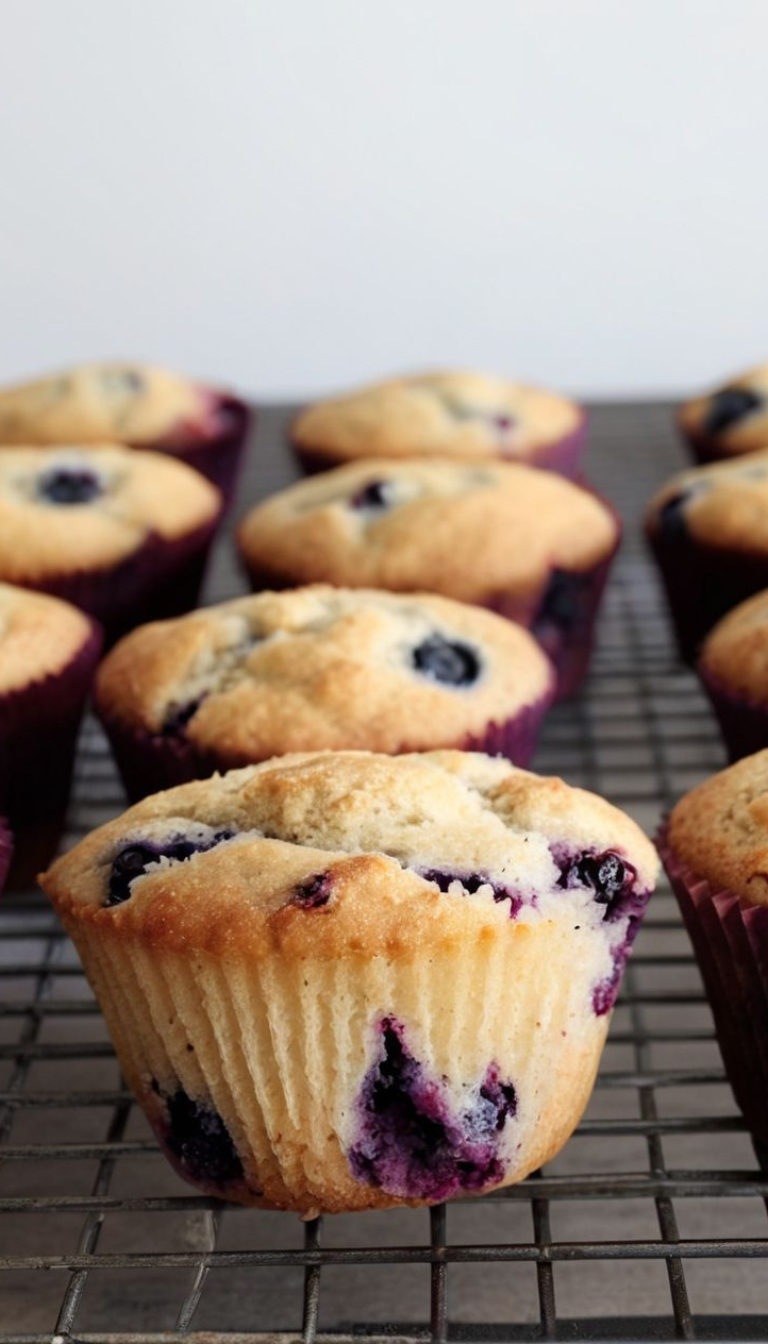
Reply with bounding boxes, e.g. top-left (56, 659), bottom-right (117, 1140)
top-left (0, 362), bottom-right (215, 447)
top-left (645, 449), bottom-right (768, 553)
top-left (95, 586), bottom-right (554, 756)
top-left (0, 583), bottom-right (96, 695)
top-left (42, 749), bottom-right (659, 956)
top-left (292, 372), bottom-right (583, 466)
top-left (0, 445), bottom-right (221, 580)
top-left (668, 750), bottom-right (768, 906)
top-left (699, 590), bottom-right (768, 704)
top-left (237, 460), bottom-right (619, 602)
top-left (678, 362), bottom-right (768, 456)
